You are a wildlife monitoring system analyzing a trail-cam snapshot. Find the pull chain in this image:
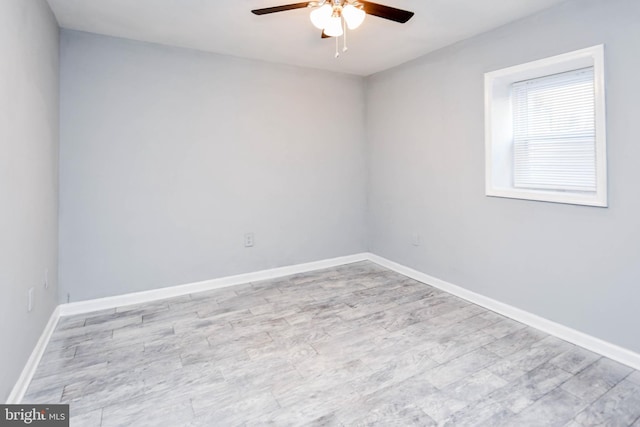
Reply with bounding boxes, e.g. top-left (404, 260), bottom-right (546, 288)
top-left (343, 18), bottom-right (348, 52)
top-left (335, 34), bottom-right (339, 58)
